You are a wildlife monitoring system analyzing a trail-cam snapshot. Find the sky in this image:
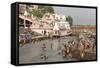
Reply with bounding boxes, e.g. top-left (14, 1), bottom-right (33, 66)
top-left (53, 6), bottom-right (96, 25)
